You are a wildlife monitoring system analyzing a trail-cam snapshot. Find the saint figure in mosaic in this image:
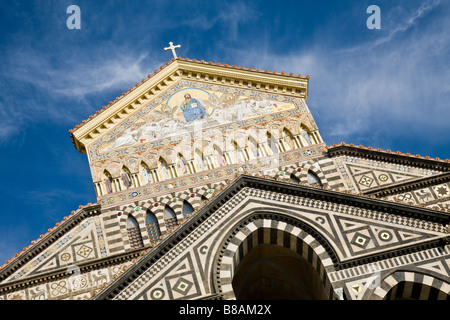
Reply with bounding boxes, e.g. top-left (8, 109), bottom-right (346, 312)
top-left (180, 93), bottom-right (206, 122)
